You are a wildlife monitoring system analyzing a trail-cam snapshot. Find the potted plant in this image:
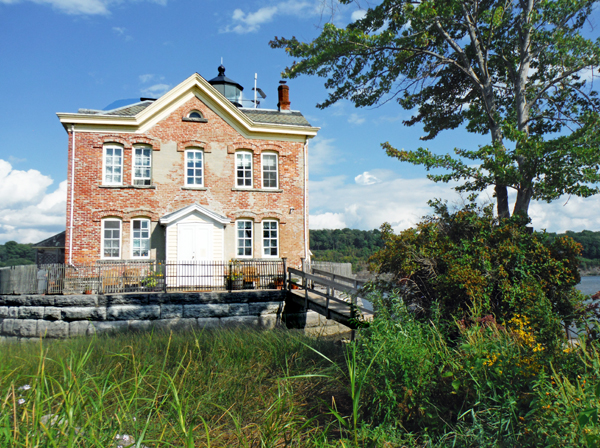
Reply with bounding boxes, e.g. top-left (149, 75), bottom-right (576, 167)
top-left (227, 259), bottom-right (244, 290)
